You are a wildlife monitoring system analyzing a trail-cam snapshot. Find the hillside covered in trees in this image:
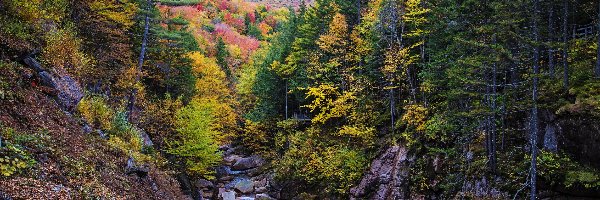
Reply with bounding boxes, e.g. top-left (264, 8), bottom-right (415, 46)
top-left (1, 0), bottom-right (600, 199)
